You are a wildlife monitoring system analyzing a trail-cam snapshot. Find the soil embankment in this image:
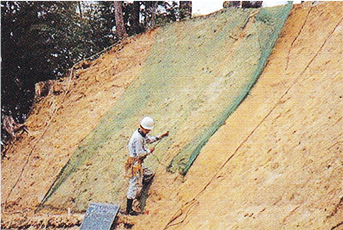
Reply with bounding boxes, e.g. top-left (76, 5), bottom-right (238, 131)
top-left (1, 2), bottom-right (342, 230)
top-left (134, 2), bottom-right (343, 230)
top-left (1, 29), bottom-right (159, 228)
